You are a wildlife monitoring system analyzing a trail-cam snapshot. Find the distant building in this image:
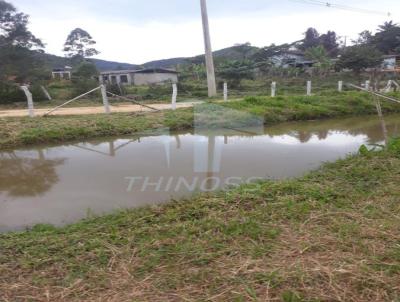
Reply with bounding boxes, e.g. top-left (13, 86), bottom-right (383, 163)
top-left (382, 55), bottom-right (400, 71)
top-left (270, 50), bottom-right (316, 69)
top-left (99, 68), bottom-right (179, 86)
top-left (52, 66), bottom-right (72, 80)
